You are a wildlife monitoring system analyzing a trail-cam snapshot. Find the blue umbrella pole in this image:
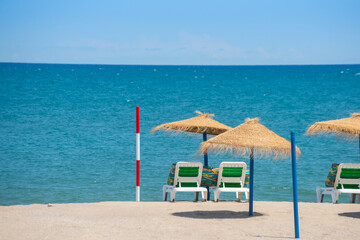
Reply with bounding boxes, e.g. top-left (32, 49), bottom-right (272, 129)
top-left (203, 131), bottom-right (208, 167)
top-left (249, 147), bottom-right (254, 216)
top-left (291, 132), bottom-right (300, 239)
top-left (203, 131), bottom-right (210, 200)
